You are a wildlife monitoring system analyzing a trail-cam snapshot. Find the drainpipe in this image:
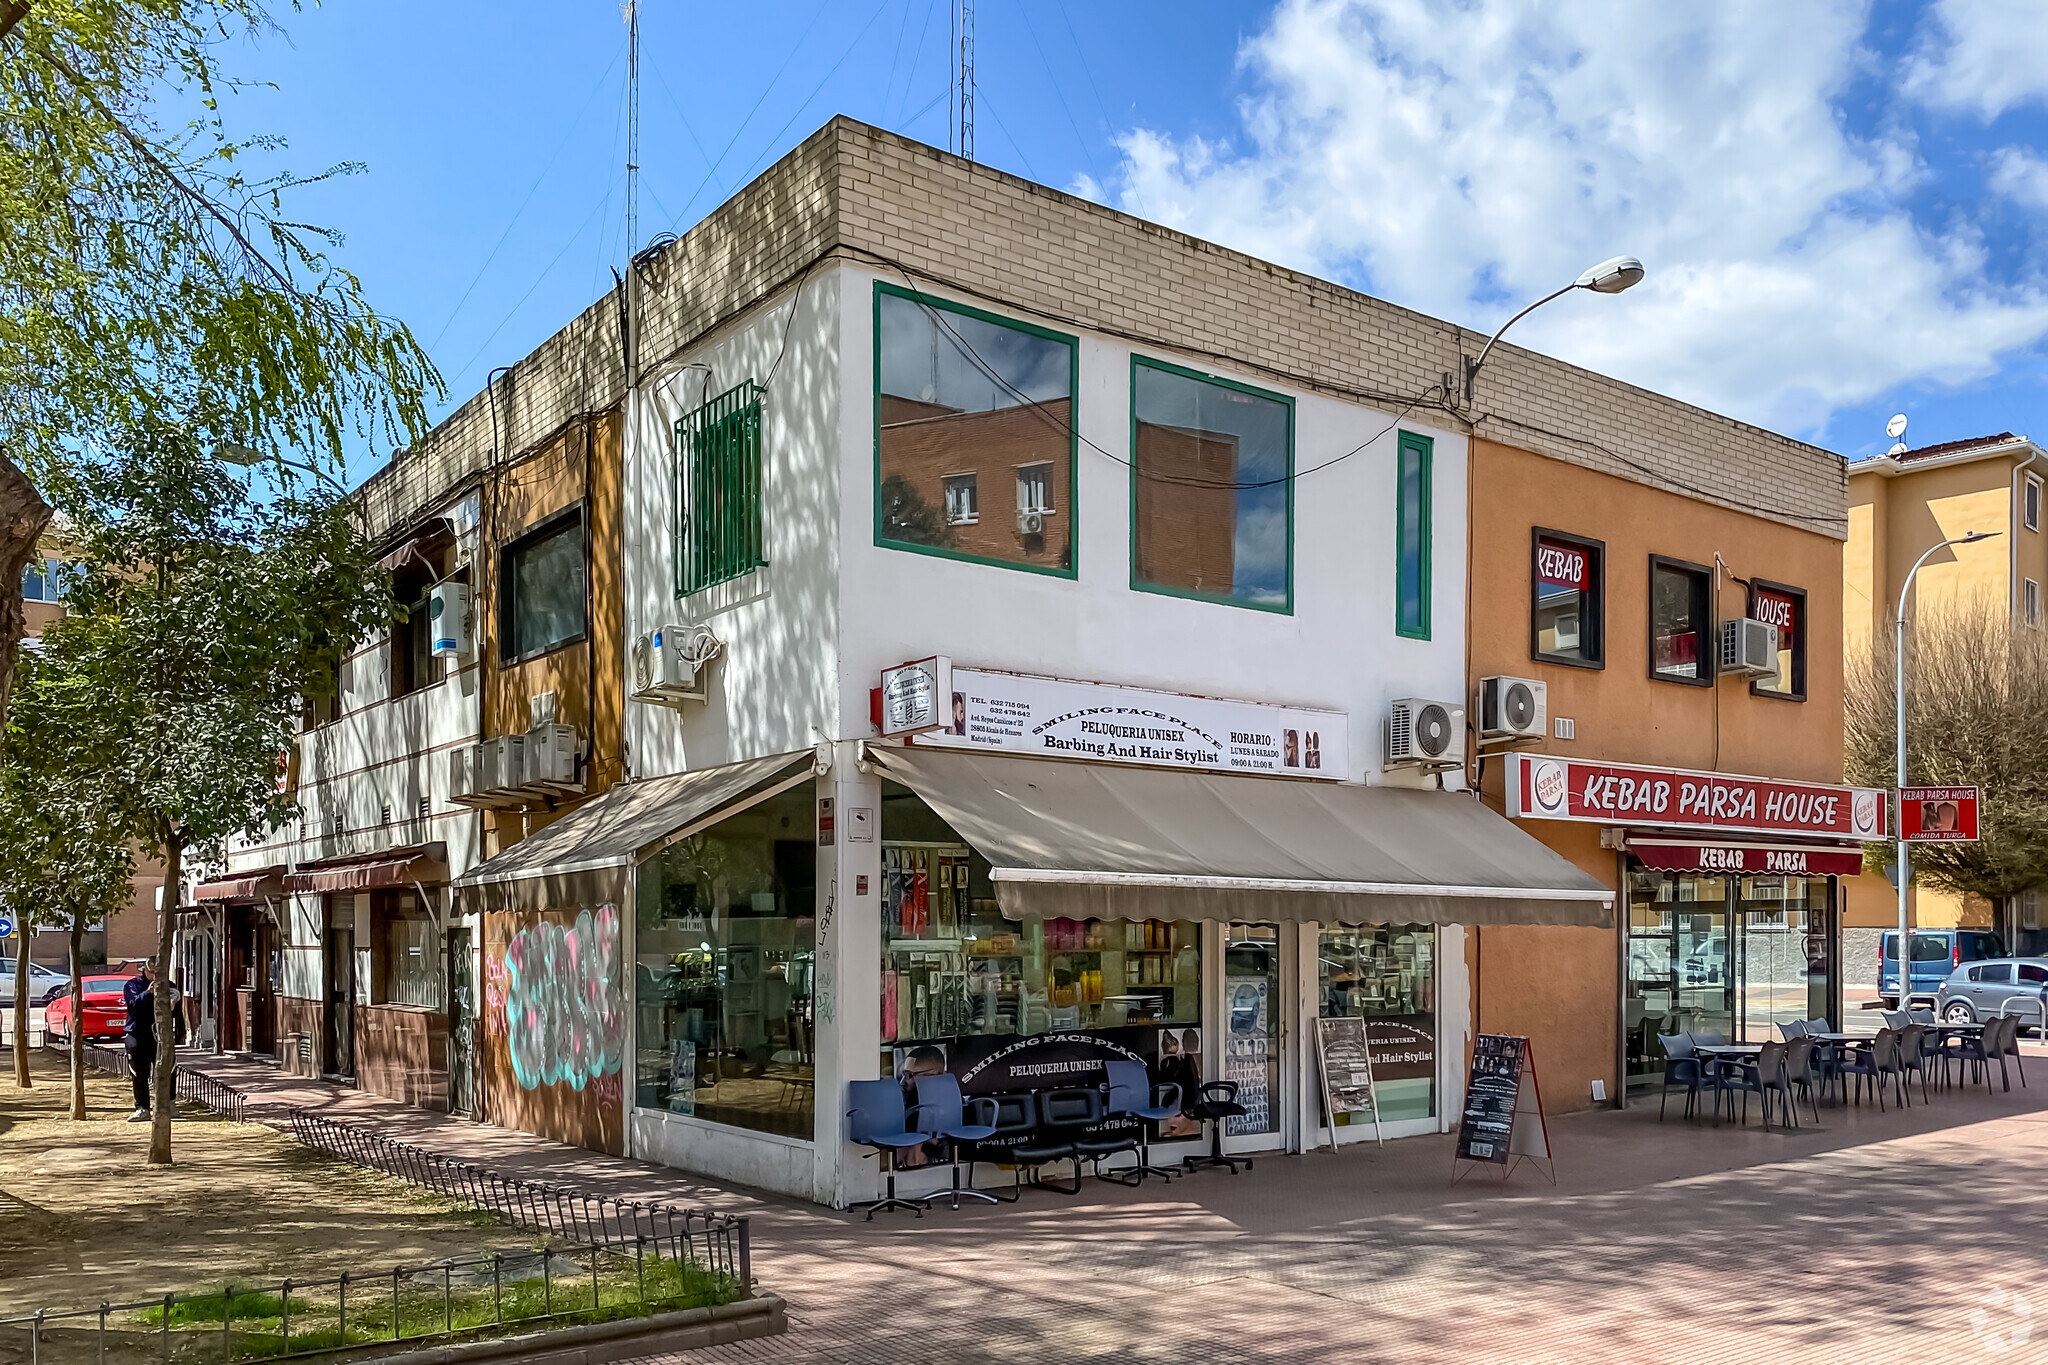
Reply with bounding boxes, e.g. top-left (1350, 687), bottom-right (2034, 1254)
top-left (2014, 446), bottom-right (2044, 620)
